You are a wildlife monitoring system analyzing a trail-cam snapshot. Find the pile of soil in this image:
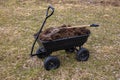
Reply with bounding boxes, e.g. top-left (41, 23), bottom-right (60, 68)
top-left (35, 24), bottom-right (90, 41)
